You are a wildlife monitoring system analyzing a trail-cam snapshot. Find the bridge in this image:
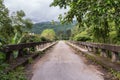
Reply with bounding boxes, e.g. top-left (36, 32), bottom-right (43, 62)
top-left (1, 41), bottom-right (120, 80)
